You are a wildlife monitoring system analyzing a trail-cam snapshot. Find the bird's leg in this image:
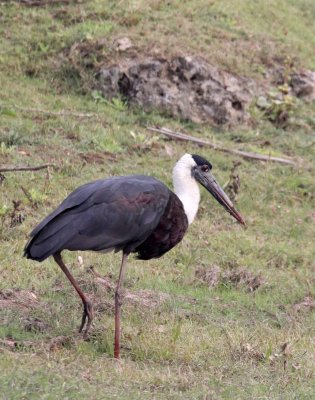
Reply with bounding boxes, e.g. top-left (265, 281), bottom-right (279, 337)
top-left (53, 253), bottom-right (93, 337)
top-left (114, 252), bottom-right (129, 359)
